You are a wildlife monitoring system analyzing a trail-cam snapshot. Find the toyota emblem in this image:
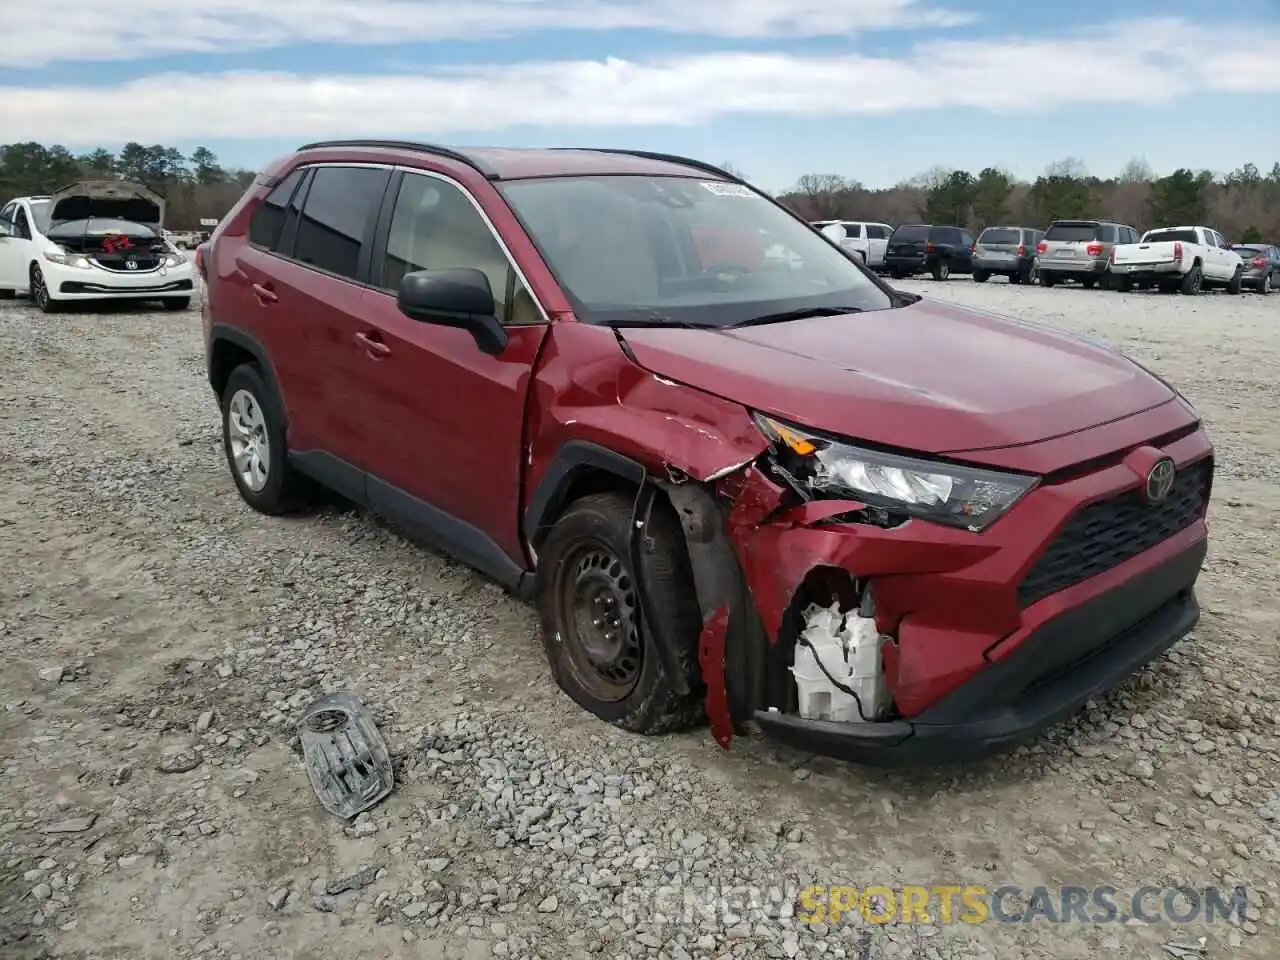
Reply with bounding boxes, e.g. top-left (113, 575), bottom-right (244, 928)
top-left (125, 259), bottom-right (138, 270)
top-left (1144, 458), bottom-right (1176, 504)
